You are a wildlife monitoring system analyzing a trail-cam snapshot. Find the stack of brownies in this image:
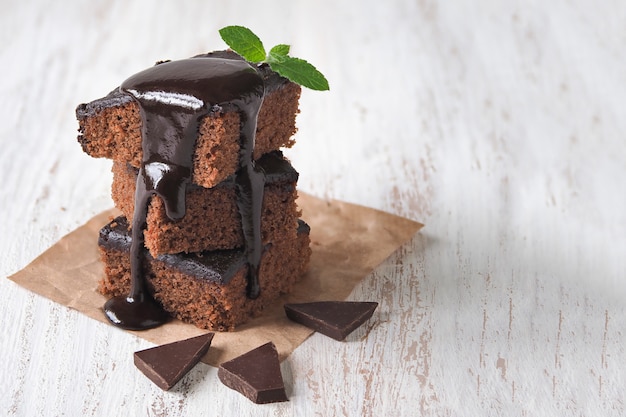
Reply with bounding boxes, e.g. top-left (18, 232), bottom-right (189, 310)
top-left (76, 51), bottom-right (312, 331)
